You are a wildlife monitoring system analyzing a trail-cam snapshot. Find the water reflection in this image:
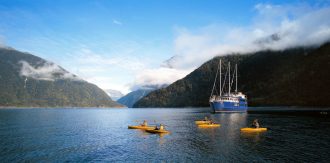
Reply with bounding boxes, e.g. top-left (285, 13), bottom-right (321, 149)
top-left (1, 108), bottom-right (329, 162)
top-left (240, 132), bottom-right (266, 143)
top-left (216, 113), bottom-right (247, 136)
top-left (197, 127), bottom-right (218, 140)
top-left (136, 130), bottom-right (149, 138)
top-left (157, 134), bottom-right (167, 144)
